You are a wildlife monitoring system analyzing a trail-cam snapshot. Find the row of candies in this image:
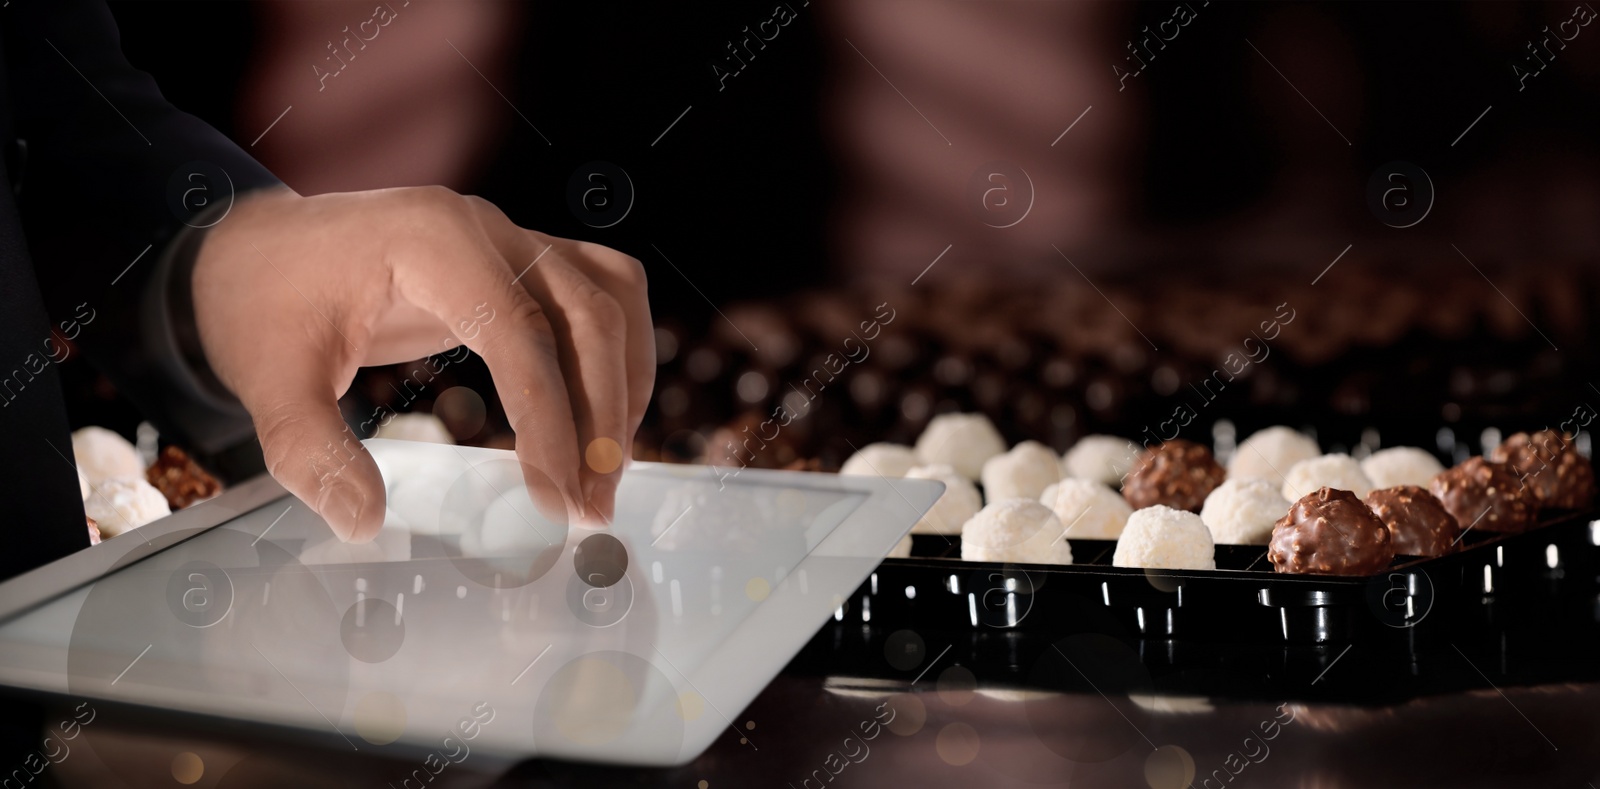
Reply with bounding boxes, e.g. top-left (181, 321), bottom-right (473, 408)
top-left (67, 413), bottom-right (455, 544)
top-left (841, 413), bottom-right (1593, 576)
top-left (70, 426), bottom-right (219, 543)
